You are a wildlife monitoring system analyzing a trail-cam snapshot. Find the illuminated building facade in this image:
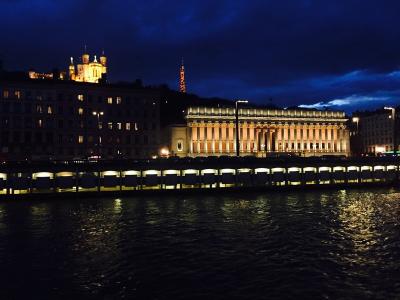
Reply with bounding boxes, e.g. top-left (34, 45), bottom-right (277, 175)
top-left (352, 108), bottom-right (399, 154)
top-left (0, 77), bottom-right (161, 160)
top-left (69, 51), bottom-right (107, 83)
top-left (28, 70), bottom-right (66, 80)
top-left (168, 106), bottom-right (350, 157)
